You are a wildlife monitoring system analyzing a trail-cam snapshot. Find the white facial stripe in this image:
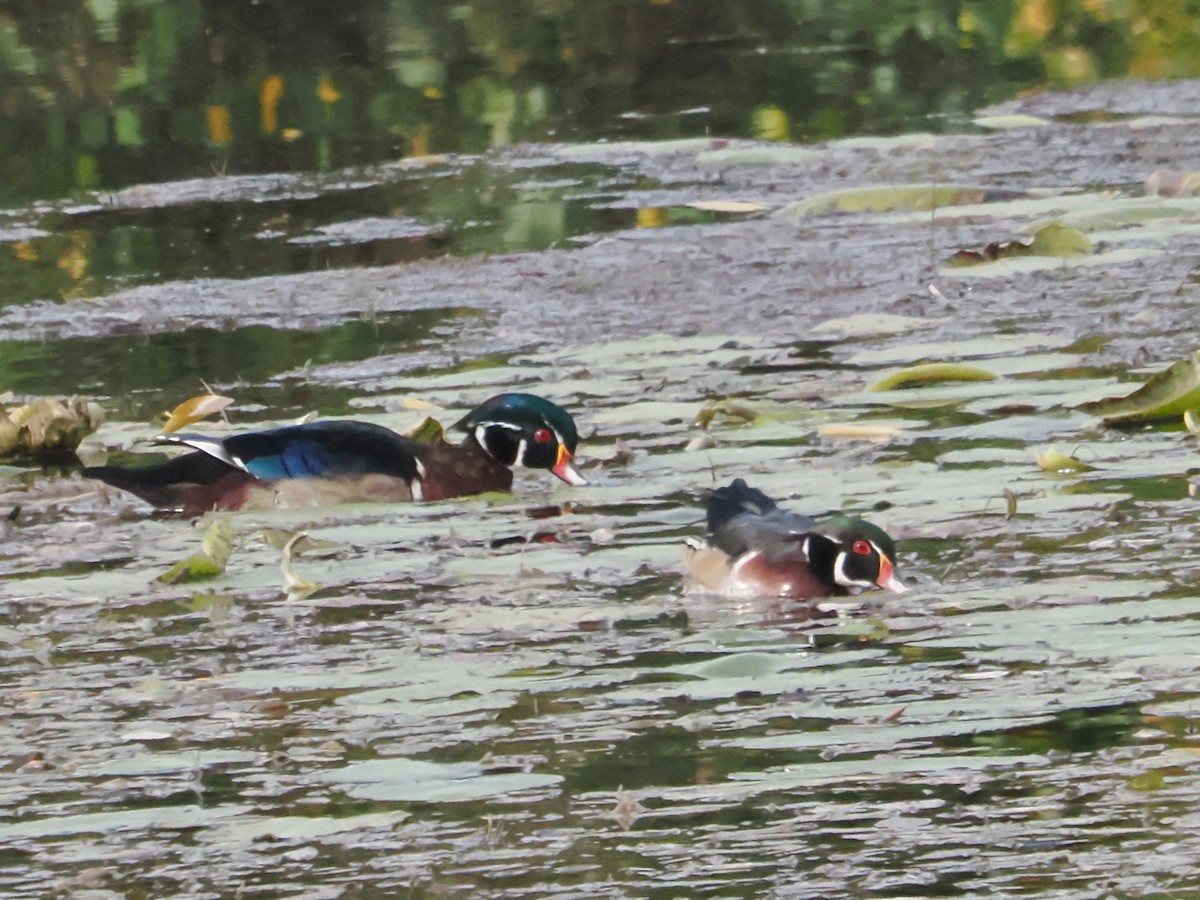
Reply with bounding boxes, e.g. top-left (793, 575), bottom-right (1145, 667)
top-left (515, 439), bottom-right (528, 467)
top-left (833, 548), bottom-right (881, 589)
top-left (833, 551), bottom-right (852, 588)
